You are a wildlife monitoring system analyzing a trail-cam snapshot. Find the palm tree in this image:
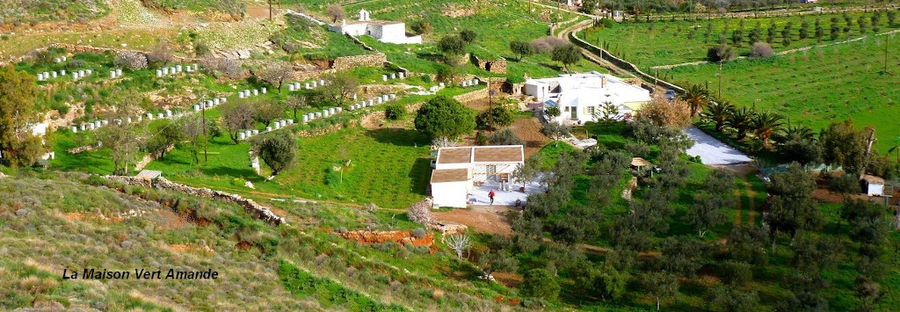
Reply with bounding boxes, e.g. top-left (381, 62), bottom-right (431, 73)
top-left (775, 124), bottom-right (816, 143)
top-left (727, 107), bottom-right (756, 140)
top-left (680, 84), bottom-right (710, 117)
top-left (753, 111), bottom-right (784, 147)
top-left (701, 101), bottom-right (734, 132)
